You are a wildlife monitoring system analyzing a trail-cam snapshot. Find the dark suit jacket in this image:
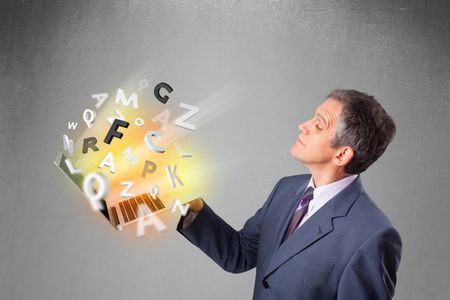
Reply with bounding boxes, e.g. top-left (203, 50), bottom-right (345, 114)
top-left (177, 174), bottom-right (402, 299)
